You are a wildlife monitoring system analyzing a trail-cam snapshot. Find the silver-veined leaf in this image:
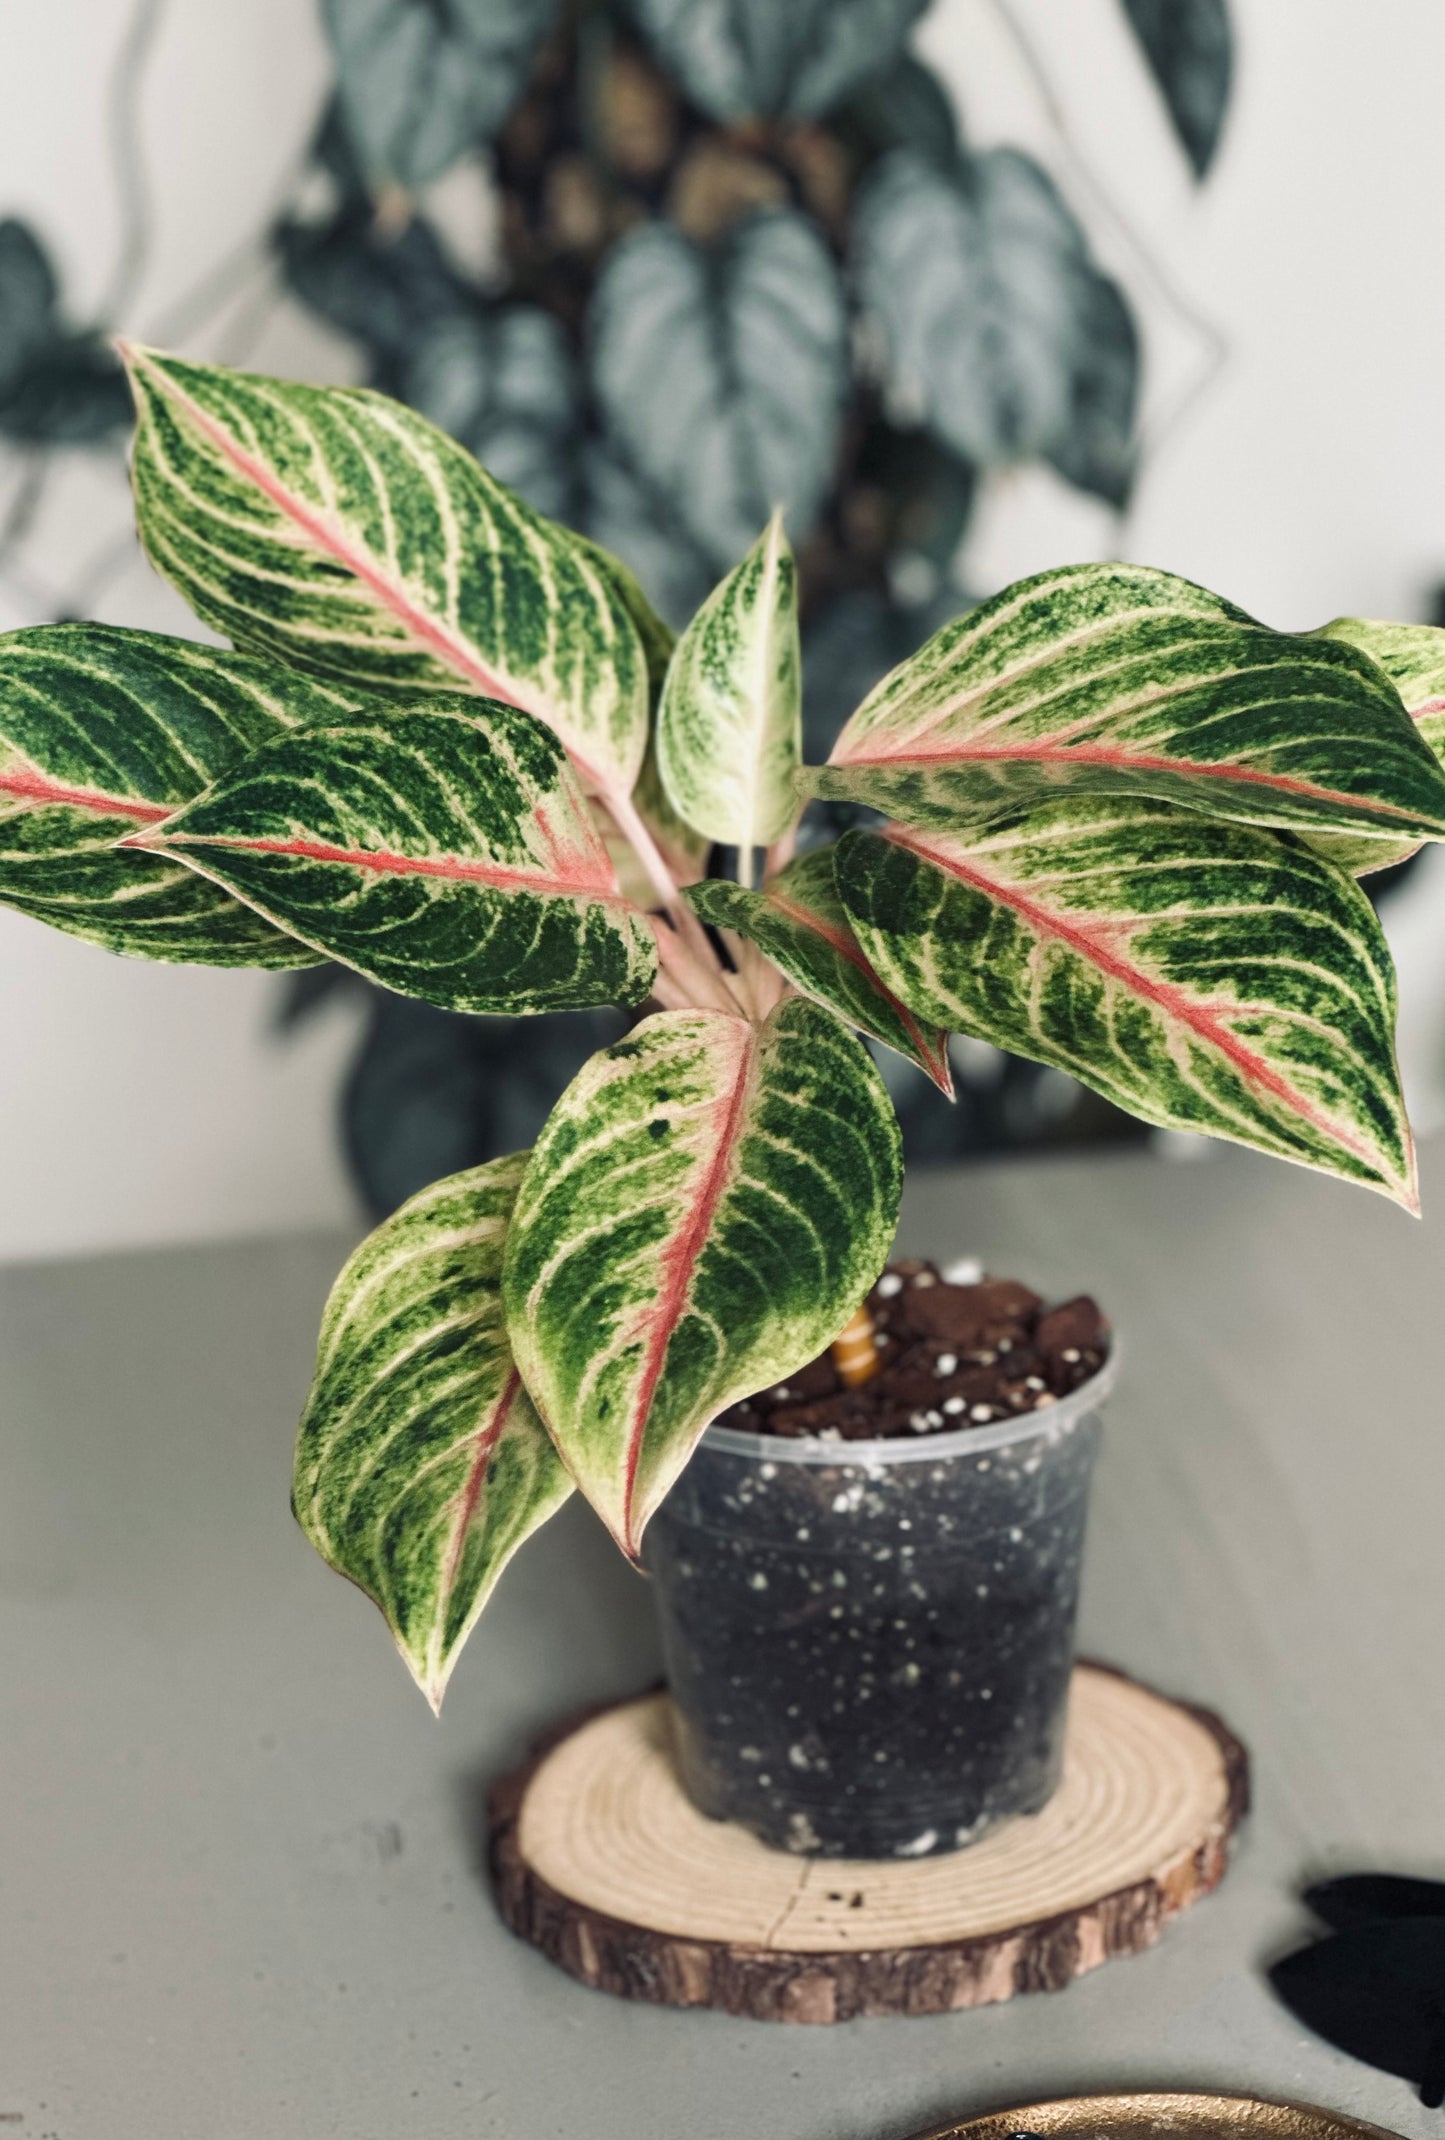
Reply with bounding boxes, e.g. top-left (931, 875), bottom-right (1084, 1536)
top-left (810, 563), bottom-right (1445, 854)
top-left (128, 698), bottom-right (659, 1014)
top-left (502, 998), bottom-right (903, 1556)
top-left (854, 149), bottom-right (1134, 476)
top-left (628, 0), bottom-right (928, 122)
top-left (835, 807), bottom-right (1415, 1209)
top-left (581, 439), bottom-right (715, 633)
top-left (397, 304), bottom-right (578, 524)
top-left (121, 345), bottom-right (649, 798)
top-left (1121, 0), bottom-right (1232, 180)
top-left (323, 0), bottom-right (558, 190)
top-left (294, 1151), bottom-right (572, 1712)
top-left (658, 511), bottom-right (801, 851)
top-left (687, 849), bottom-right (951, 1093)
top-left (588, 214), bottom-right (848, 572)
top-left (0, 624), bottom-right (341, 966)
